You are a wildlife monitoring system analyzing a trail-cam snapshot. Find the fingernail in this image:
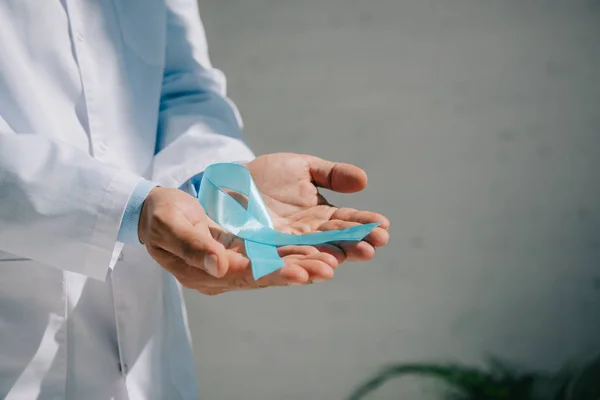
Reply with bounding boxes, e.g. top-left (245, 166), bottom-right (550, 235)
top-left (204, 254), bottom-right (219, 277)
